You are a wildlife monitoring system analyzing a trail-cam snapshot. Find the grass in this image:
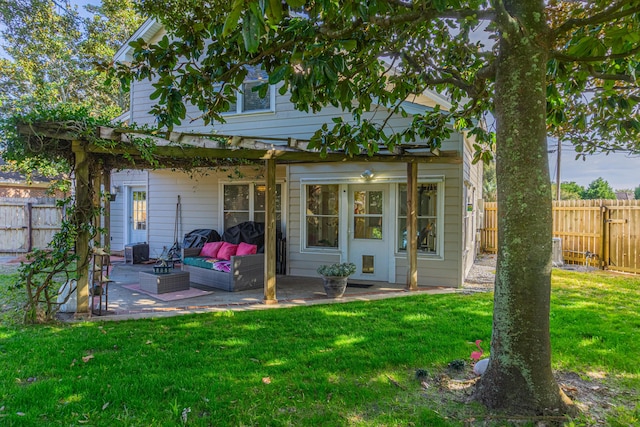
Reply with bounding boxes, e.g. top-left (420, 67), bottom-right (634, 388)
top-left (0, 269), bottom-right (638, 426)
